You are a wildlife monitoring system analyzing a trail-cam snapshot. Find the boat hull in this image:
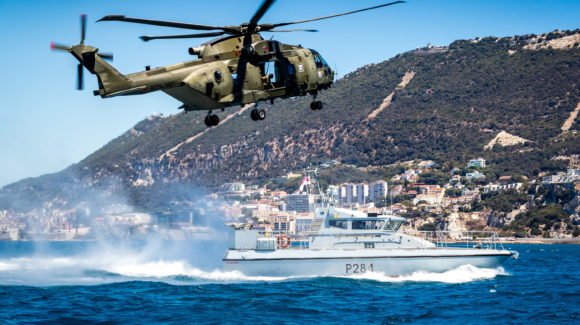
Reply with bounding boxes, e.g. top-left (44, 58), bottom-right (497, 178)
top-left (223, 249), bottom-right (513, 277)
